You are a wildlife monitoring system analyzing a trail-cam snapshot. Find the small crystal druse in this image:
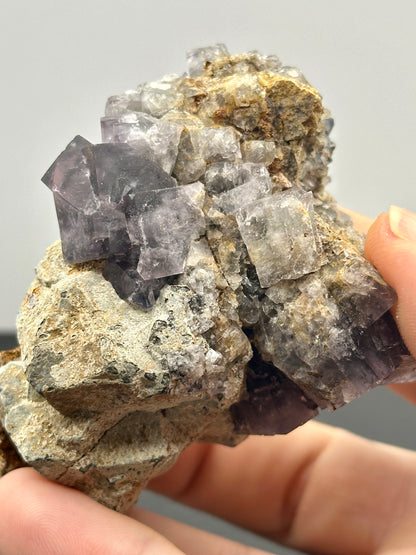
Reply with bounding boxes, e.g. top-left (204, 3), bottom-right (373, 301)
top-left (0, 45), bottom-right (414, 511)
